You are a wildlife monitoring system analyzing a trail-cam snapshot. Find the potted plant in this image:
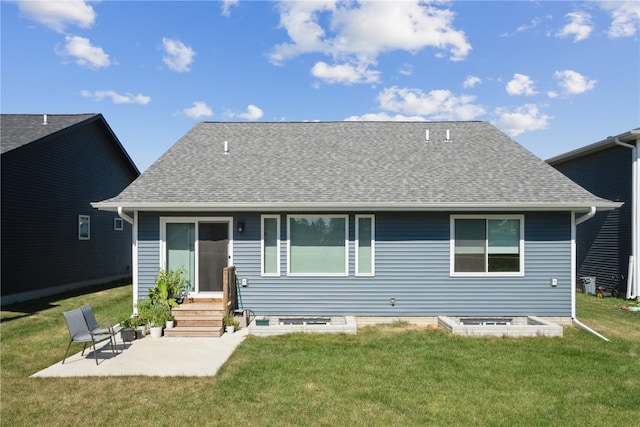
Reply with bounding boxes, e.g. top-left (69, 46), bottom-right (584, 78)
top-left (166, 313), bottom-right (175, 329)
top-left (151, 268), bottom-right (188, 309)
top-left (138, 300), bottom-right (170, 338)
top-left (119, 314), bottom-right (144, 341)
top-left (223, 312), bottom-right (239, 334)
